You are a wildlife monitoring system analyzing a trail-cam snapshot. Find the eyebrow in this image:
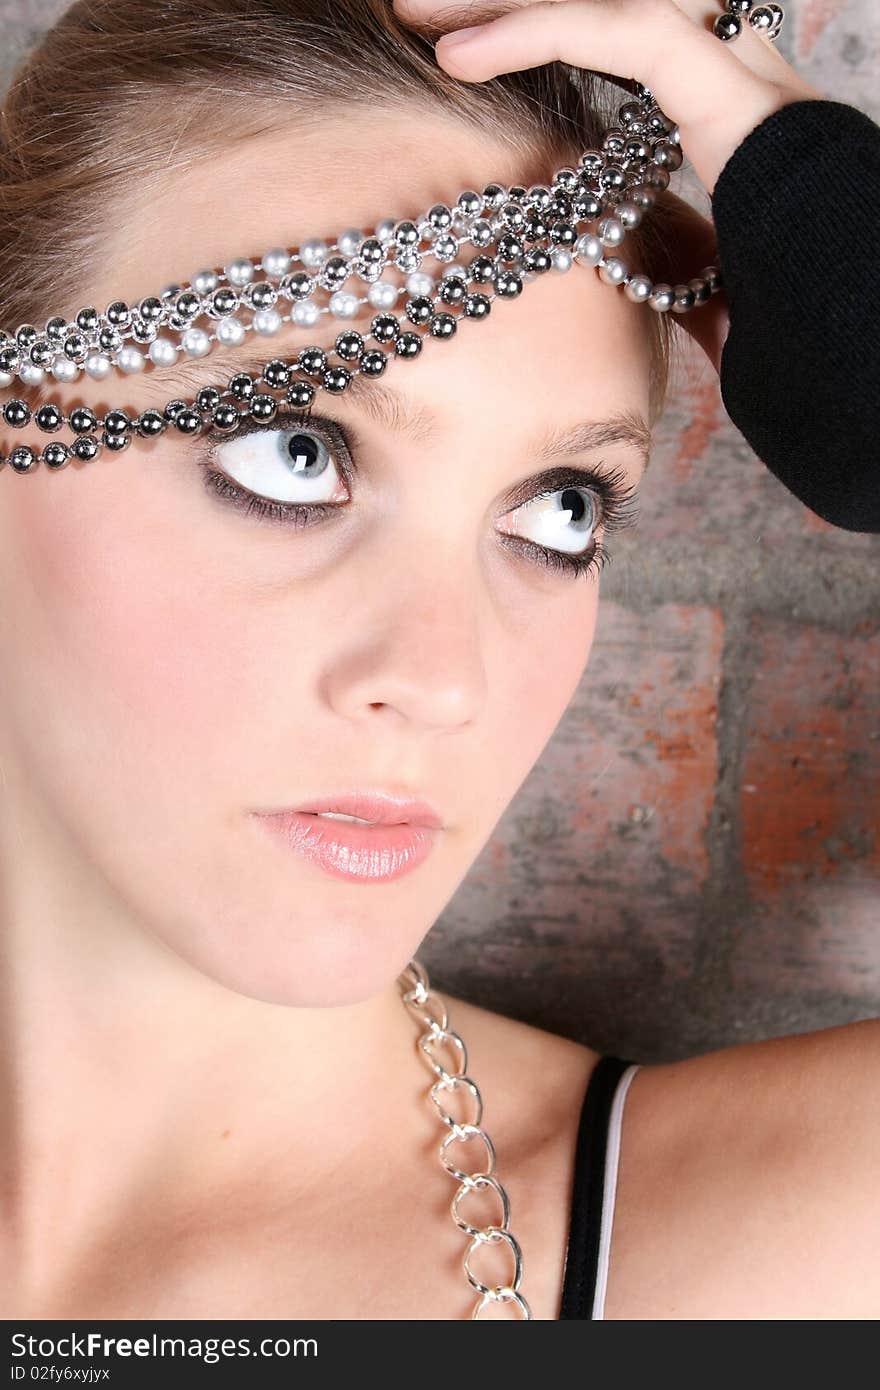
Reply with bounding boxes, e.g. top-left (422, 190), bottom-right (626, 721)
top-left (133, 348), bottom-right (653, 470)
